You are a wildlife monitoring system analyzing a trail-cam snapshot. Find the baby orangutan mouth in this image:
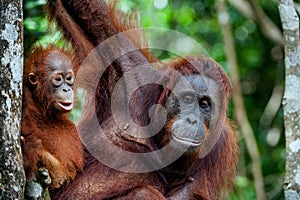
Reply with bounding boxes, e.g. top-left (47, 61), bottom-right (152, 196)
top-left (57, 101), bottom-right (73, 111)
